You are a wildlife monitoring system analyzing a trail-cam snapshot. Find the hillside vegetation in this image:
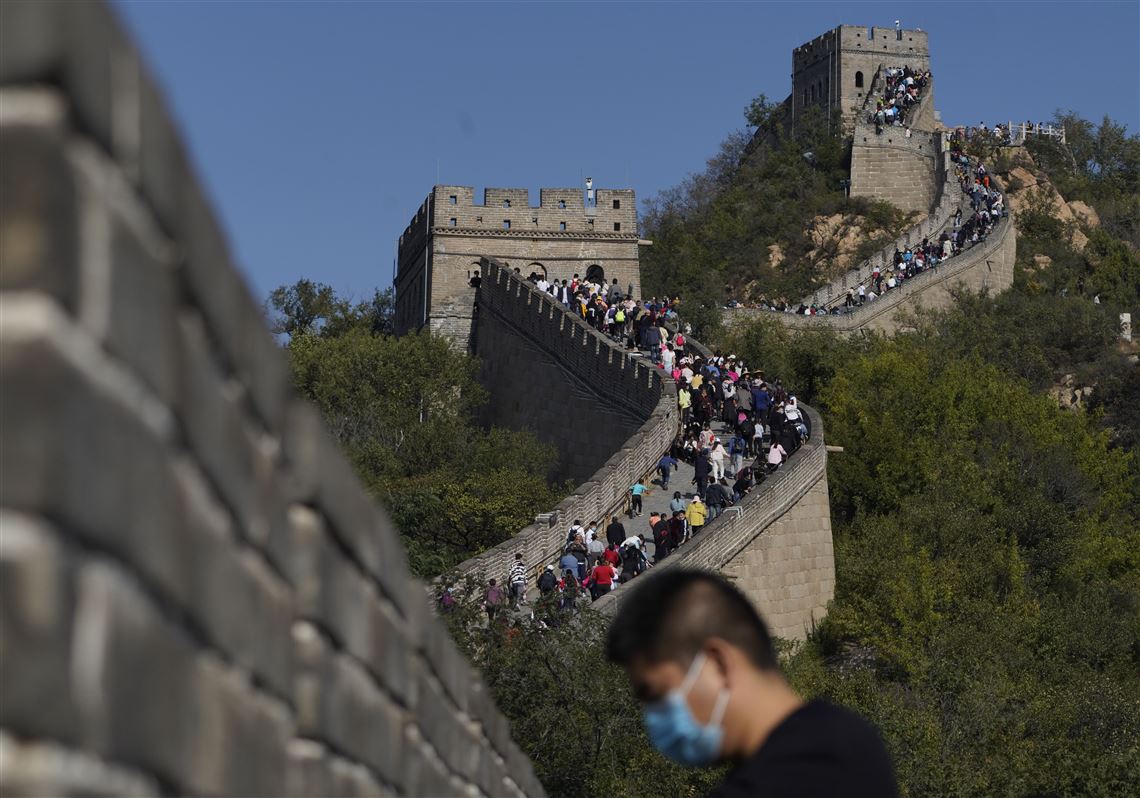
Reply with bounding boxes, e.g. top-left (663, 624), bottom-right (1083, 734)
top-left (265, 284), bottom-right (570, 577)
top-left (705, 110), bottom-right (1140, 795)
top-left (640, 99), bottom-right (915, 334)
